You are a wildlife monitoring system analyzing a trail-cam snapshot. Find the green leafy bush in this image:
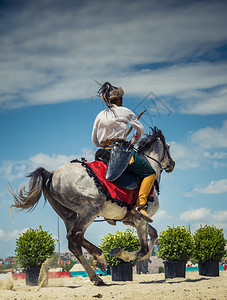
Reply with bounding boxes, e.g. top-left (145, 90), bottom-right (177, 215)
top-left (193, 225), bottom-right (226, 262)
top-left (157, 225), bottom-right (194, 262)
top-left (99, 227), bottom-right (140, 266)
top-left (15, 226), bottom-right (56, 268)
